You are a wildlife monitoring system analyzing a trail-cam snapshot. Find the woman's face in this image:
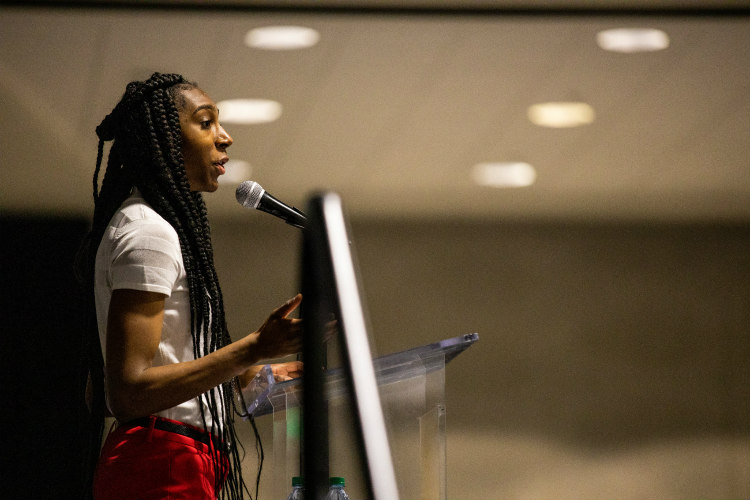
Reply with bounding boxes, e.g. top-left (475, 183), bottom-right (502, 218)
top-left (177, 87), bottom-right (233, 192)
